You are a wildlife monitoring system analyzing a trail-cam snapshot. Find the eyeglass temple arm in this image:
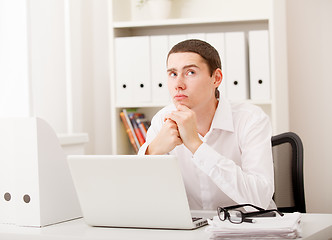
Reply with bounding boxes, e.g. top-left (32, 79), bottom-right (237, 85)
top-left (243, 209), bottom-right (284, 218)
